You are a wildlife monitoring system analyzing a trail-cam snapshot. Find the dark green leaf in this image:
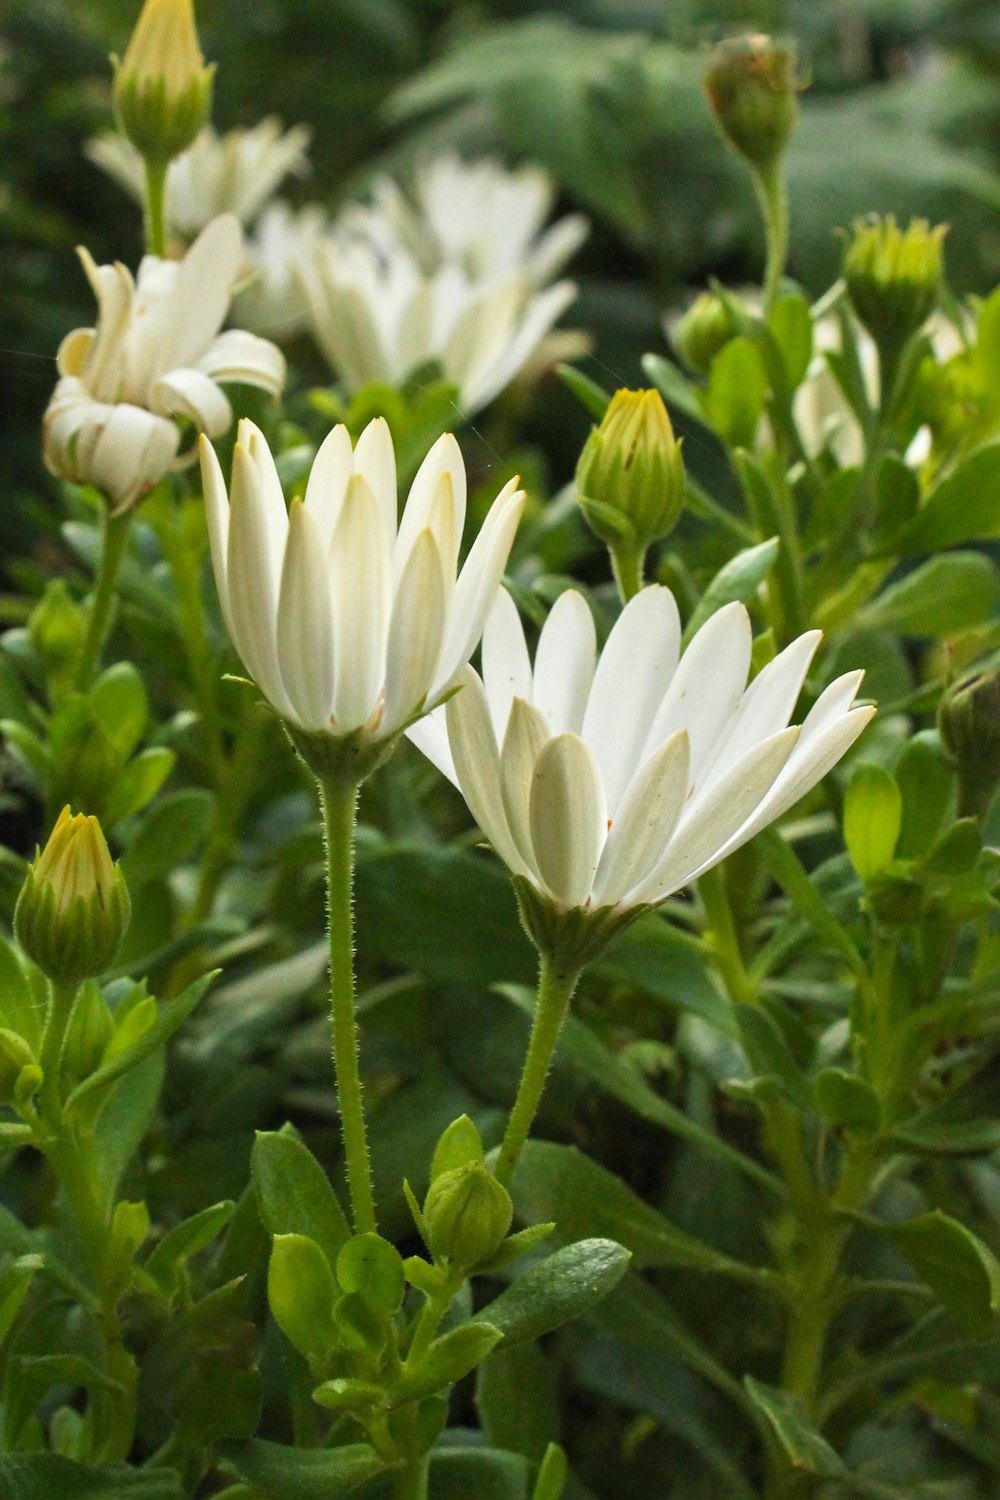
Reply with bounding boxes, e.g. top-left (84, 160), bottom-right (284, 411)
top-left (684, 538), bottom-right (780, 642)
top-left (219, 1439), bottom-right (386, 1498)
top-left (479, 1238), bottom-right (630, 1348)
top-left (860, 553), bottom-right (999, 636)
top-left (251, 1129), bottom-right (351, 1266)
top-left (898, 443), bottom-right (1000, 553)
top-left (121, 790), bottom-right (216, 889)
top-left (556, 364), bottom-right (611, 419)
top-left (867, 1210), bottom-right (1000, 1336)
top-left (743, 1376), bottom-right (844, 1475)
top-left (0, 1455), bottom-right (184, 1499)
top-left (477, 1342), bottom-right (559, 1464)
